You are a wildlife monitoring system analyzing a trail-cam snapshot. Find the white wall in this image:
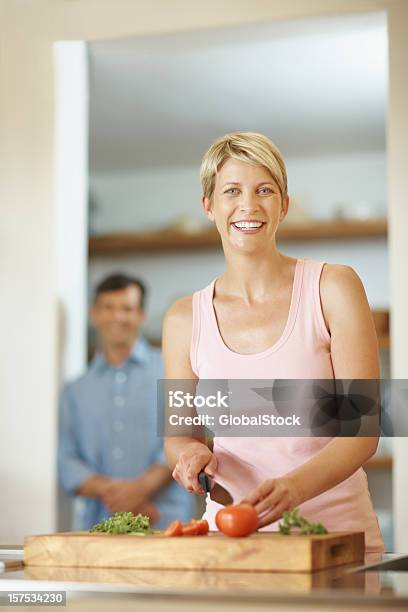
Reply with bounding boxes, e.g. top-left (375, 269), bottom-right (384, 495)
top-left (54, 42), bottom-right (89, 532)
top-left (388, 0), bottom-right (408, 554)
top-left (1, 8), bottom-right (58, 544)
top-left (55, 42), bottom-right (89, 382)
top-left (286, 151), bottom-right (387, 219)
top-left (89, 166), bottom-right (206, 234)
